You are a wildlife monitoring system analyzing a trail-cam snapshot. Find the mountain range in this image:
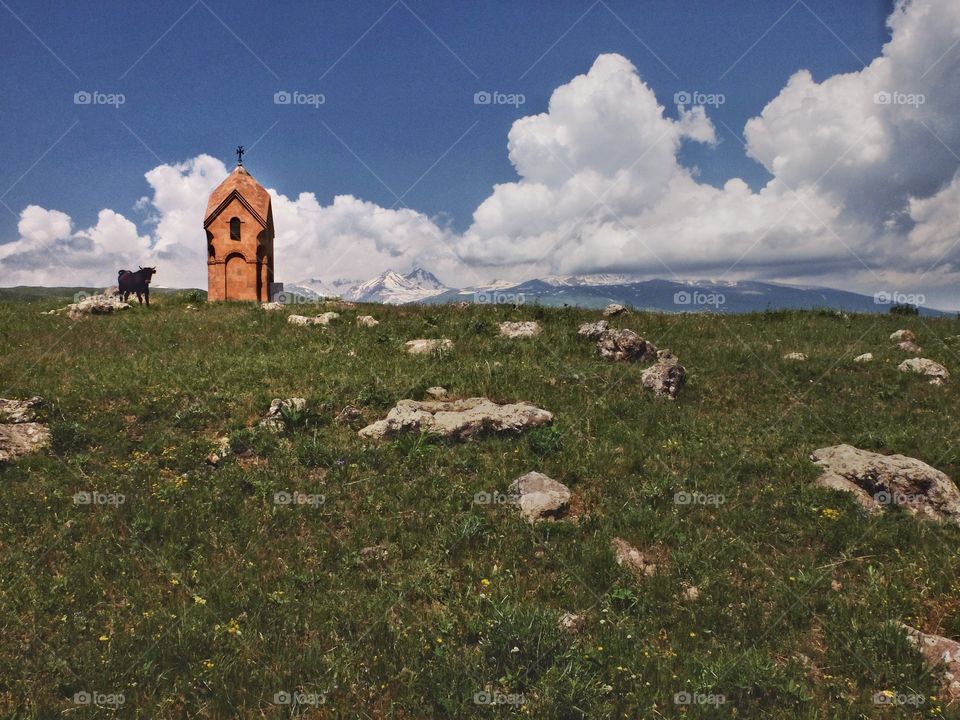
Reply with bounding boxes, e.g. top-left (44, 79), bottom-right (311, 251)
top-left (282, 268), bottom-right (951, 315)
